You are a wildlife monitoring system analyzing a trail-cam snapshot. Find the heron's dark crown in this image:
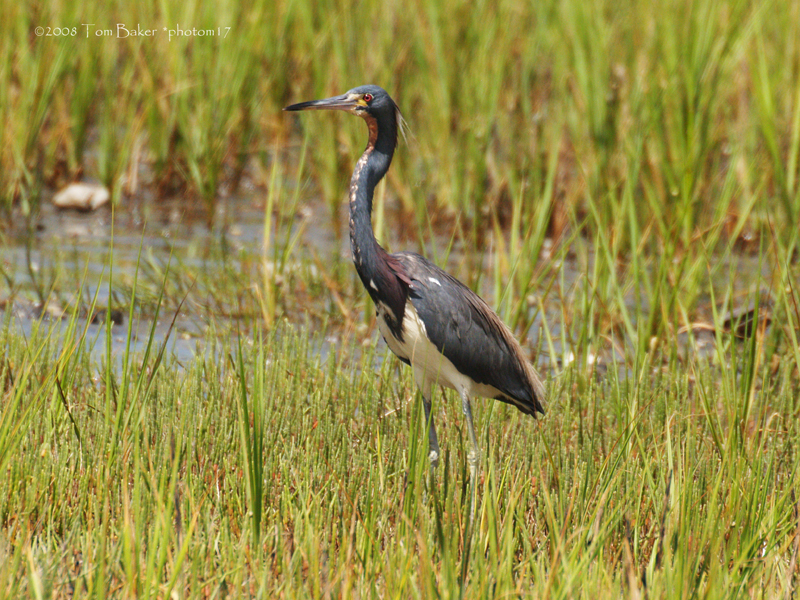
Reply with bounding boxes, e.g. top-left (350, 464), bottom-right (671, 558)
top-left (346, 85), bottom-right (395, 115)
top-left (347, 86), bottom-right (406, 151)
